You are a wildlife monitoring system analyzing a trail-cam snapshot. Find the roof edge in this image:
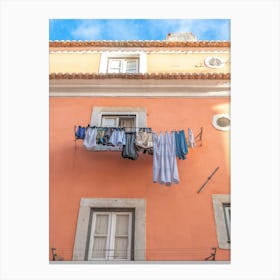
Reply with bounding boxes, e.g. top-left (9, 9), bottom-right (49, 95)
top-left (49, 41), bottom-right (230, 48)
top-left (49, 72), bottom-right (231, 80)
